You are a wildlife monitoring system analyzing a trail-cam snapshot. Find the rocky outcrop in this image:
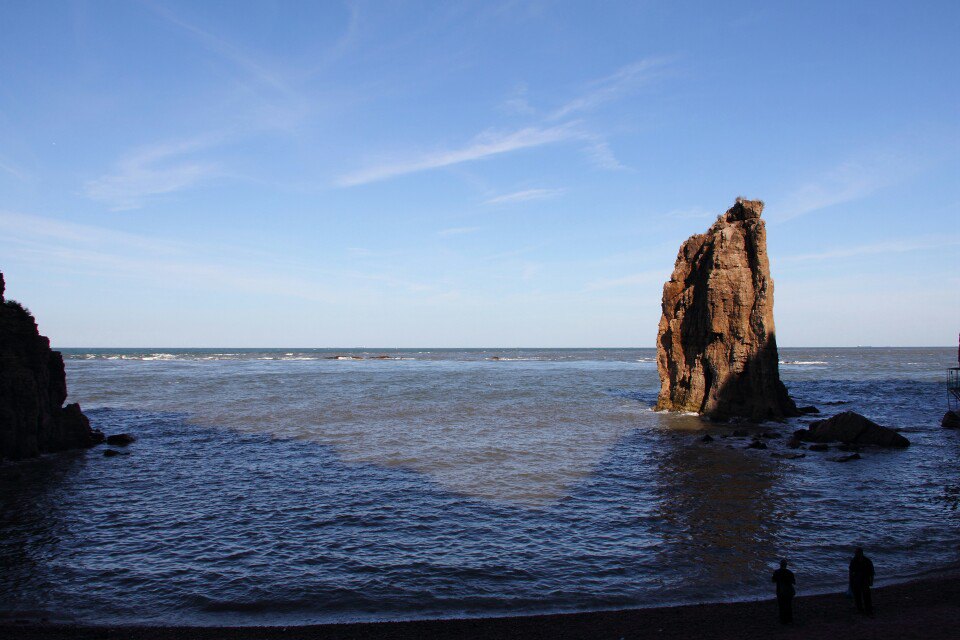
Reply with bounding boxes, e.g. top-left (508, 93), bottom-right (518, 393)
top-left (794, 411), bottom-right (909, 448)
top-left (0, 272), bottom-right (102, 460)
top-left (106, 433), bottom-right (135, 446)
top-left (942, 410), bottom-right (960, 429)
top-left (655, 198), bottom-right (798, 421)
